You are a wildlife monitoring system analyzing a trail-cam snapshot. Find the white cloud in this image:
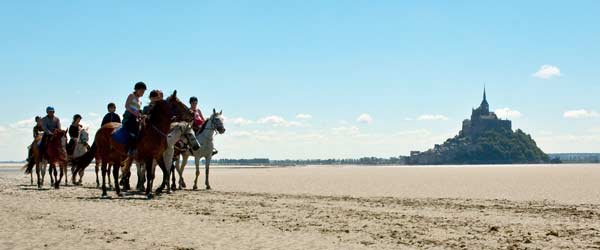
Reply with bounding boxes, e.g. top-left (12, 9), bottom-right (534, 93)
top-left (532, 65), bottom-right (561, 79)
top-left (296, 114), bottom-right (312, 120)
top-left (495, 108), bottom-right (522, 119)
top-left (230, 117), bottom-right (254, 126)
top-left (88, 112), bottom-right (100, 117)
top-left (257, 115), bottom-right (301, 127)
top-left (563, 109), bottom-right (599, 119)
top-left (416, 114), bottom-right (449, 121)
top-left (331, 126), bottom-right (360, 136)
top-left (356, 113), bottom-right (373, 124)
